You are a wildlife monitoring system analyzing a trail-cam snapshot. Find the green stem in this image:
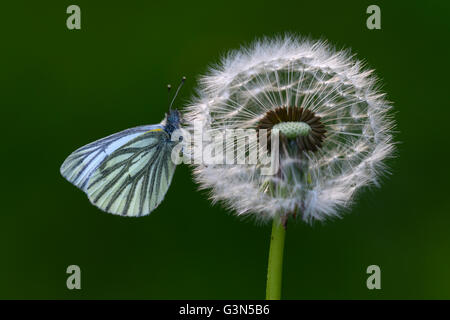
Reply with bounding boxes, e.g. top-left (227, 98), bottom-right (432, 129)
top-left (265, 216), bottom-right (286, 300)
